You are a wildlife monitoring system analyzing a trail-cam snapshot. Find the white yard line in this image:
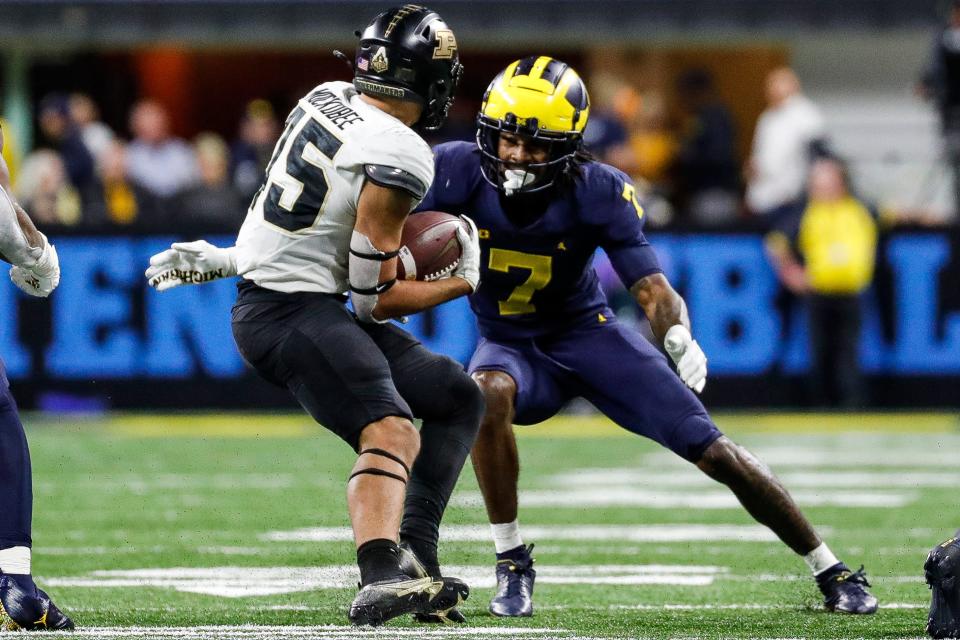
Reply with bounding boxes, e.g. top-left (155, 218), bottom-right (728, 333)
top-left (644, 447), bottom-right (960, 468)
top-left (47, 626), bottom-right (583, 639)
top-left (728, 574), bottom-right (925, 584)
top-left (452, 488), bottom-right (914, 509)
top-left (35, 473), bottom-right (296, 493)
top-left (593, 602), bottom-right (926, 610)
top-left (556, 469), bottom-right (960, 489)
top-left (262, 524), bottom-right (787, 543)
top-left (45, 564), bottom-right (725, 597)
